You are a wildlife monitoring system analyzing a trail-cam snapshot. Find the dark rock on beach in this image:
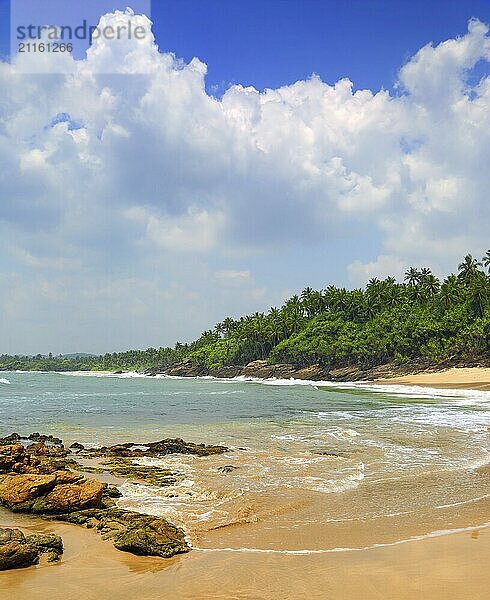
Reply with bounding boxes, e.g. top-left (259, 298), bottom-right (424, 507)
top-left (0, 432), bottom-right (225, 561)
top-left (0, 528), bottom-right (63, 570)
top-left (59, 508), bottom-right (189, 558)
top-left (217, 465), bottom-right (238, 474)
top-left (82, 437), bottom-right (228, 459)
top-left (149, 356), bottom-right (490, 383)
